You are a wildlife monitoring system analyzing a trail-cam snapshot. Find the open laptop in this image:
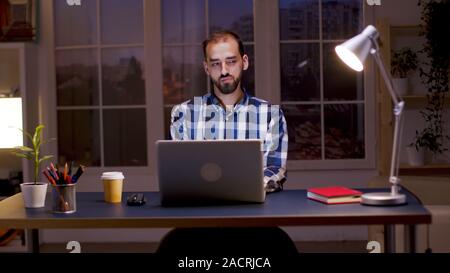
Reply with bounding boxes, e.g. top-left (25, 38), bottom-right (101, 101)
top-left (156, 140), bottom-right (266, 206)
